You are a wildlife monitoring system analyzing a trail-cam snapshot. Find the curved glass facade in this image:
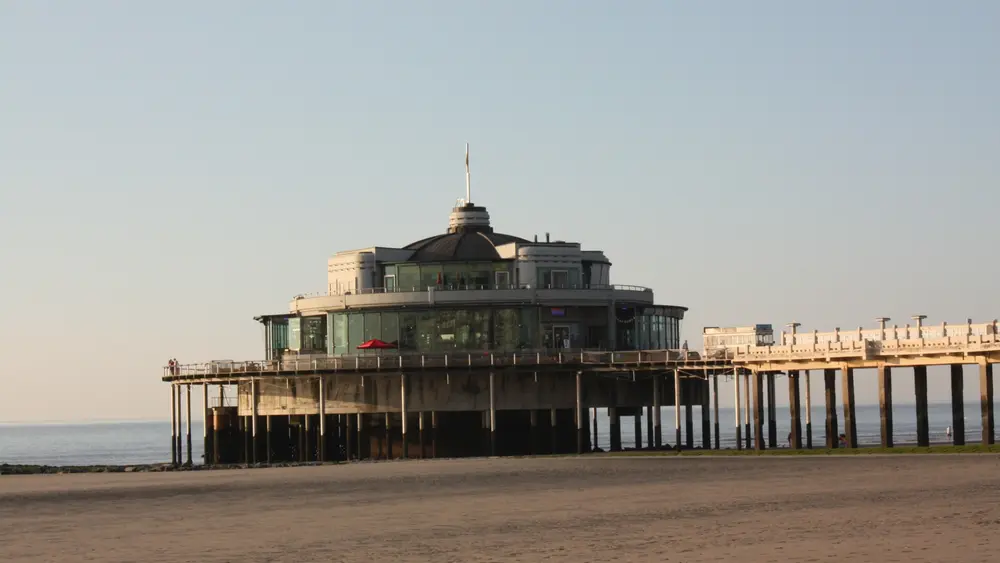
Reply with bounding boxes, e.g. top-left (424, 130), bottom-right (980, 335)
top-left (309, 305), bottom-right (681, 355)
